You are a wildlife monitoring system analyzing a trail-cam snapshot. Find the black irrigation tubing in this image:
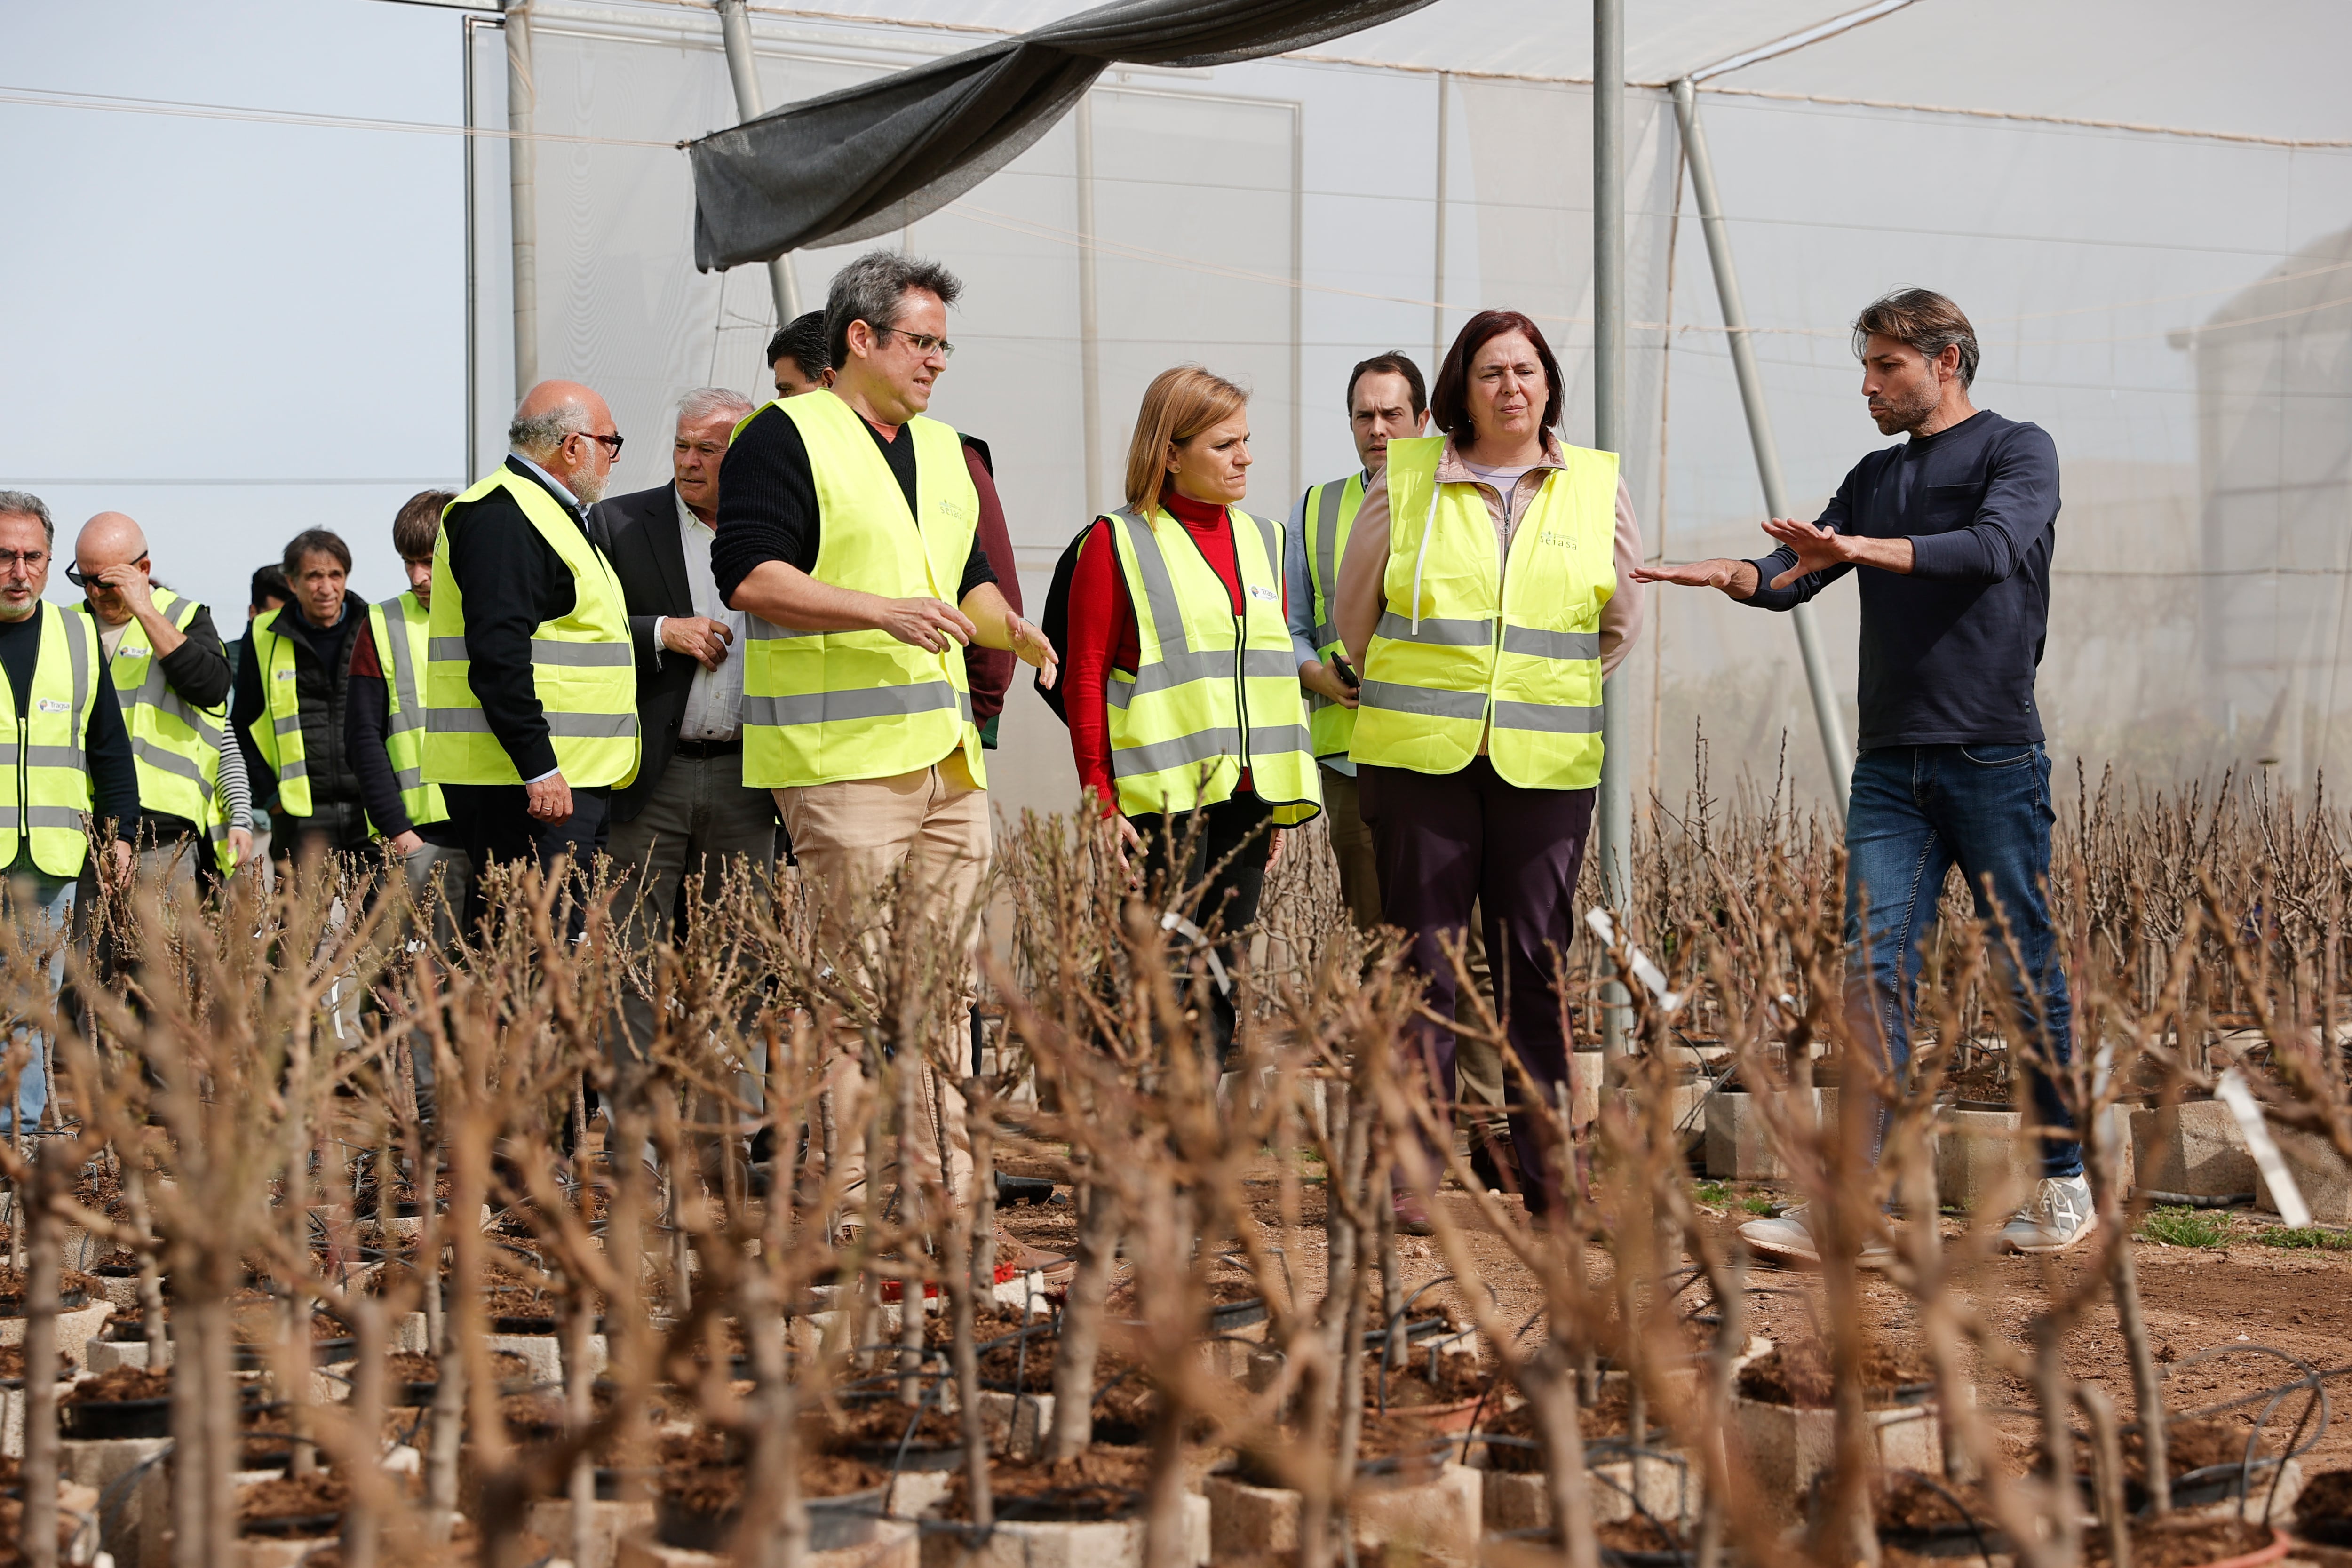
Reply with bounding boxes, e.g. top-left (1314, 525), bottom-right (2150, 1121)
top-left (95, 1442), bottom-right (174, 1536)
